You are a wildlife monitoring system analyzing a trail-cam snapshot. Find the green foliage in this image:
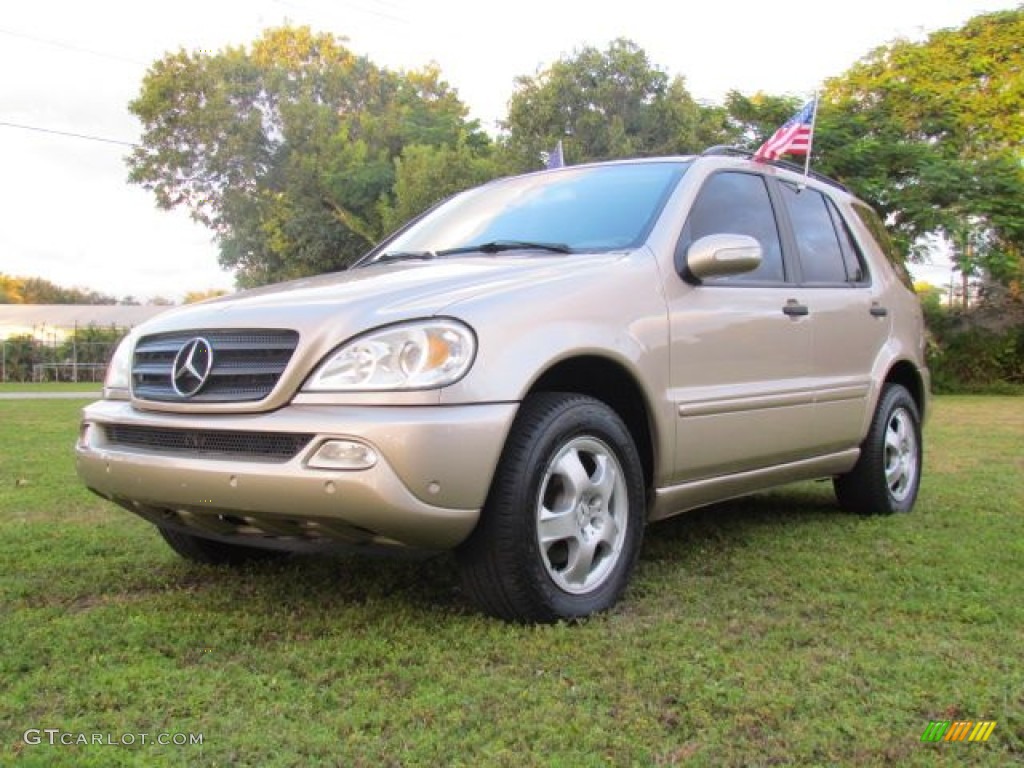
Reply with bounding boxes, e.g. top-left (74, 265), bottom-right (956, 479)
top-left (0, 275), bottom-right (19, 303)
top-left (127, 26), bottom-right (492, 287)
top-left (918, 286), bottom-right (952, 335)
top-left (59, 325), bottom-right (128, 367)
top-left (1, 326), bottom-right (127, 382)
top-left (377, 142), bottom-right (503, 235)
top-left (182, 289), bottom-right (229, 304)
top-left (0, 274), bottom-right (116, 305)
top-left (124, 12), bottom-right (1024, 297)
top-left (928, 325), bottom-right (1024, 393)
top-left (722, 90), bottom-right (804, 147)
top-left (922, 290), bottom-right (1024, 392)
top-left (817, 8), bottom-right (1024, 283)
top-left (501, 39), bottom-right (729, 171)
top-left (1, 335), bottom-right (37, 381)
